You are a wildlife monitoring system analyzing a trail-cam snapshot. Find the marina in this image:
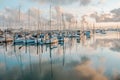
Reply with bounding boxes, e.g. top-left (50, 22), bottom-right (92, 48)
top-left (0, 0), bottom-right (120, 80)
